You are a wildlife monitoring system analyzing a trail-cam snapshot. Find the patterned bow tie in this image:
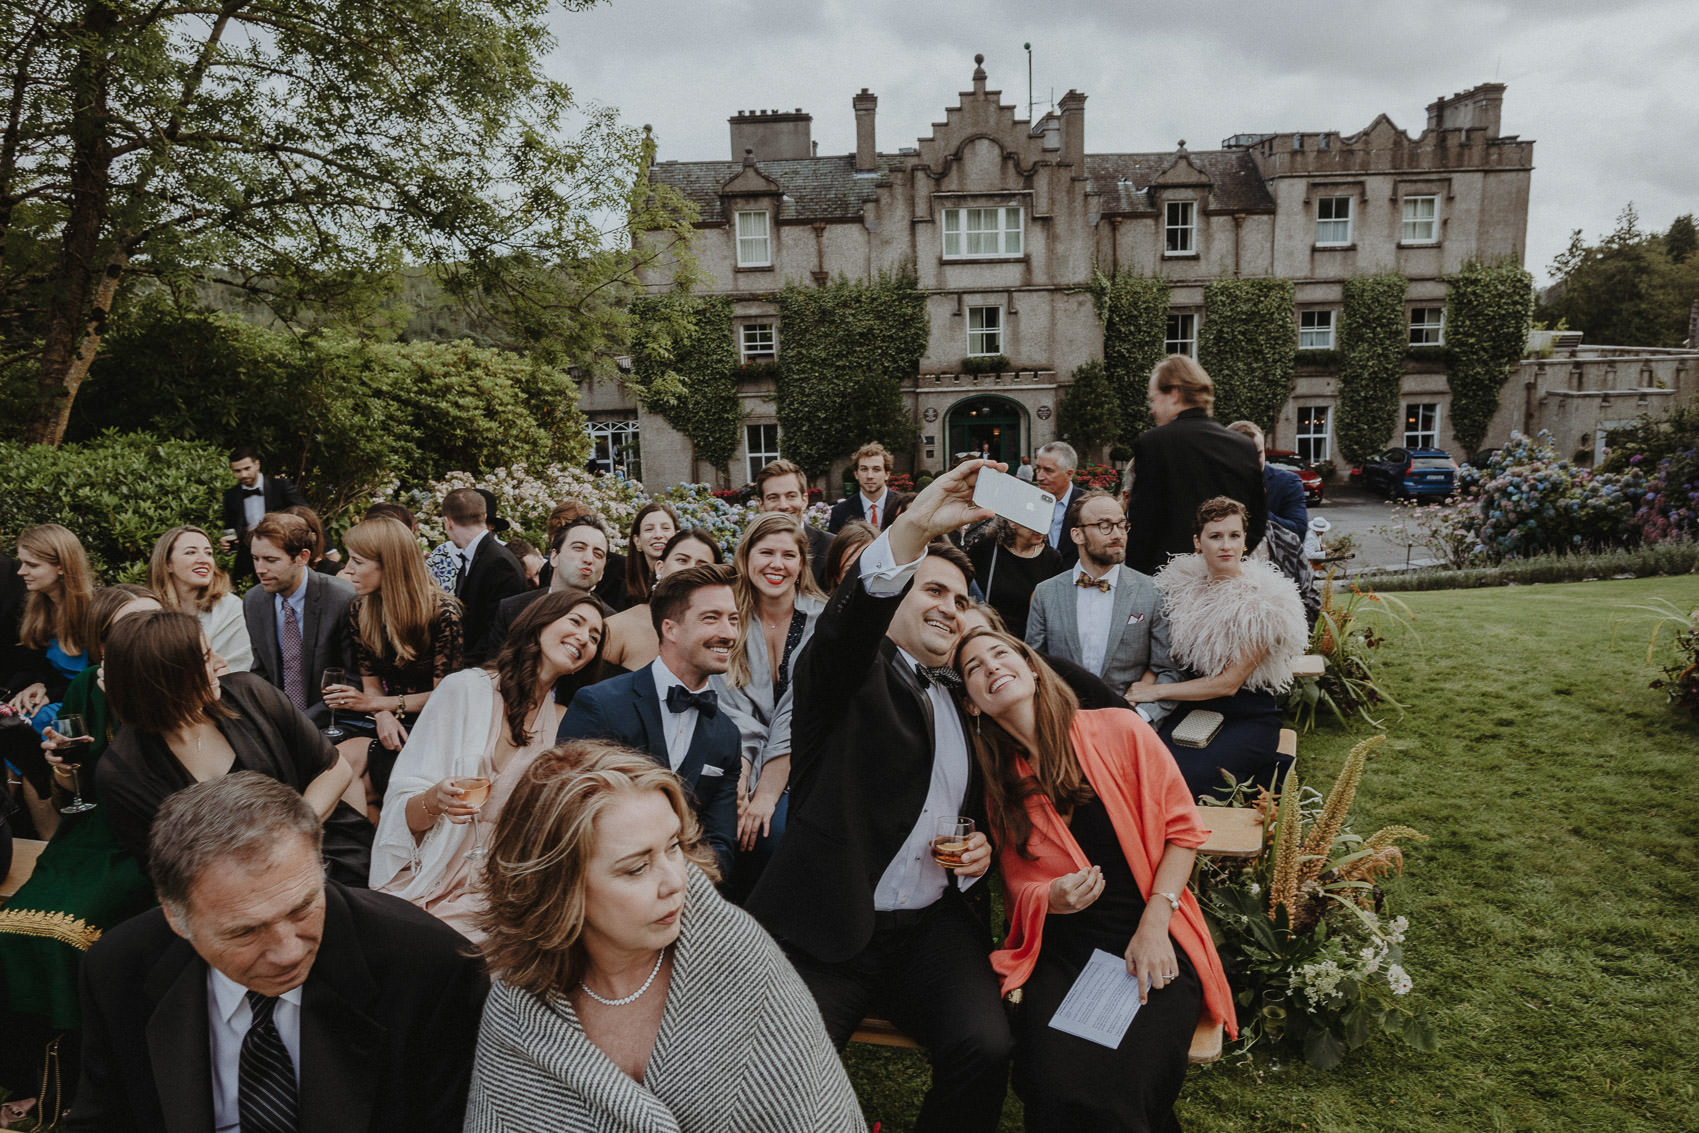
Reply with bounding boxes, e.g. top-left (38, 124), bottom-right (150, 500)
top-left (665, 685), bottom-right (718, 717)
top-left (914, 663), bottom-right (964, 693)
top-left (1075, 574), bottom-right (1112, 593)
